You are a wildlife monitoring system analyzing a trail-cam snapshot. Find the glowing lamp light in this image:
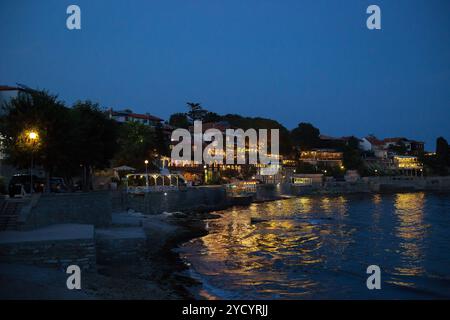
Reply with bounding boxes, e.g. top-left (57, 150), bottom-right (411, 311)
top-left (29, 131), bottom-right (38, 140)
